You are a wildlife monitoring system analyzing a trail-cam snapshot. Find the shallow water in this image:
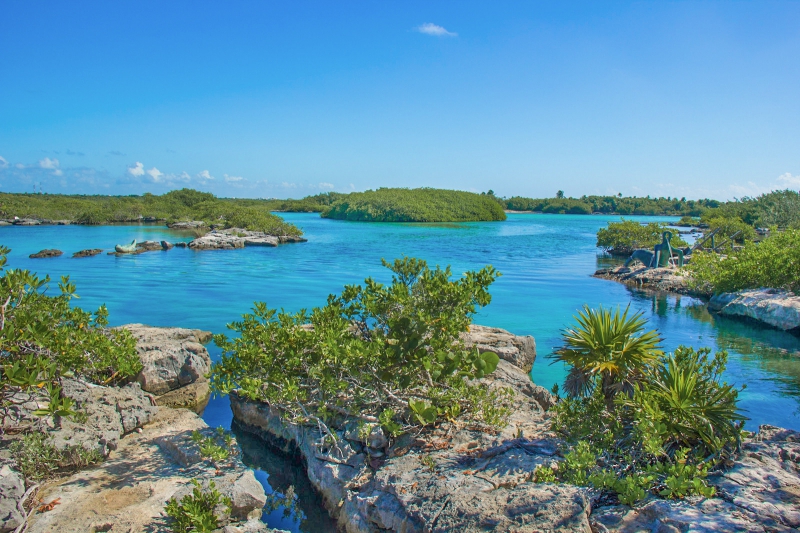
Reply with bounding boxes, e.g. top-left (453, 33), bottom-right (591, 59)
top-left (2, 213), bottom-right (798, 531)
